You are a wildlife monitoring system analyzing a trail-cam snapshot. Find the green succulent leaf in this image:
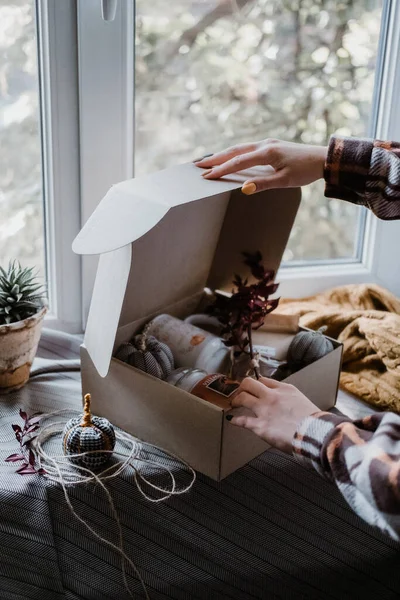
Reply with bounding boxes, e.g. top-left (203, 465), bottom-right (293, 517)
top-left (0, 261), bottom-right (47, 326)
